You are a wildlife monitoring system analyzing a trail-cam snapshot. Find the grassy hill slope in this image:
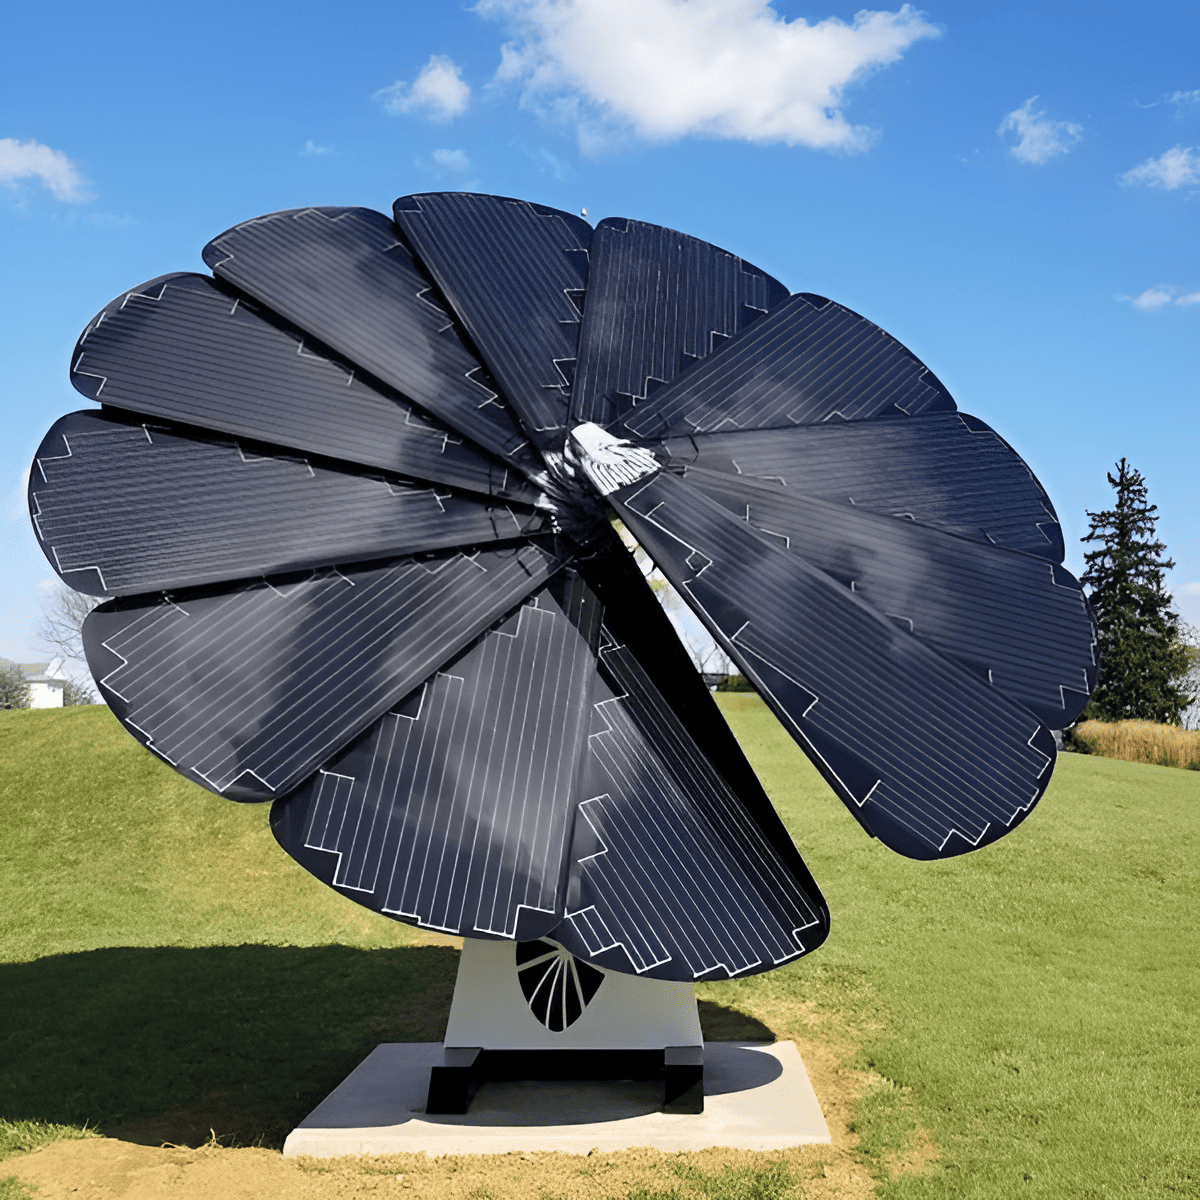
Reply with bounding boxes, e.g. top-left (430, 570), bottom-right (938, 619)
top-left (1, 702), bottom-right (1197, 1197)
